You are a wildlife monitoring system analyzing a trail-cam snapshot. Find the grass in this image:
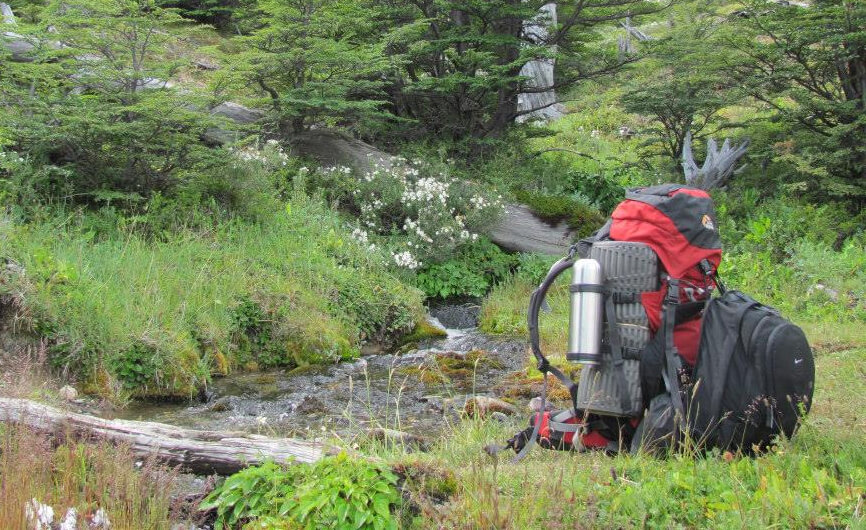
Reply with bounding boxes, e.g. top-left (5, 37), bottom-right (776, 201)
top-left (380, 406), bottom-right (865, 528)
top-left (0, 426), bottom-right (189, 529)
top-left (0, 198), bottom-right (424, 402)
top-left (367, 341), bottom-right (865, 528)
